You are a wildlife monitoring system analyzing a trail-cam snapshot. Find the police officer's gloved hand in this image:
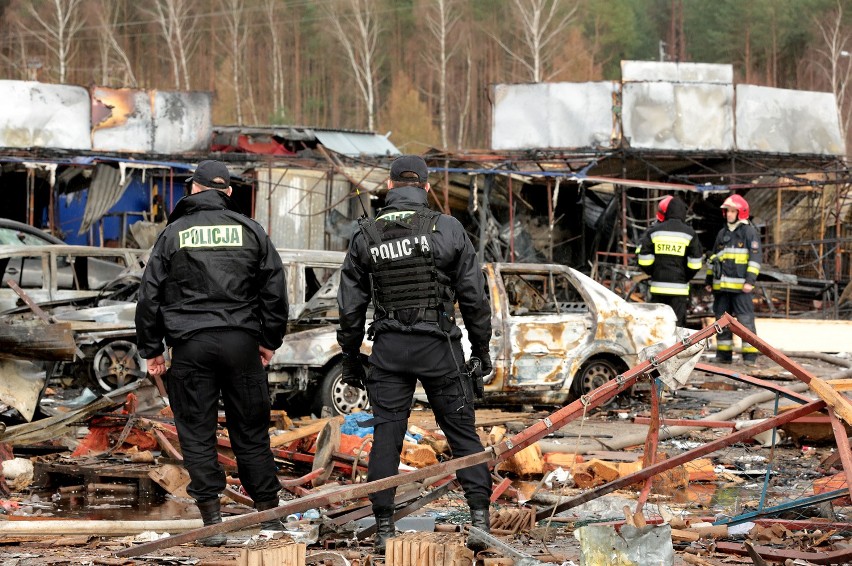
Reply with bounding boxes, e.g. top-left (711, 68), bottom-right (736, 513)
top-left (341, 352), bottom-right (366, 389)
top-left (472, 343), bottom-right (493, 375)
